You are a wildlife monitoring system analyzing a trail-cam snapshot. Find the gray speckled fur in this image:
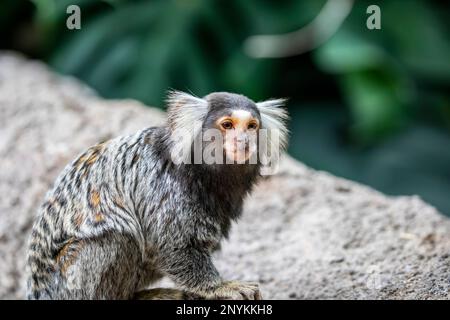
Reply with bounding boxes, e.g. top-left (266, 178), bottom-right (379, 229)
top-left (26, 92), bottom-right (287, 300)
